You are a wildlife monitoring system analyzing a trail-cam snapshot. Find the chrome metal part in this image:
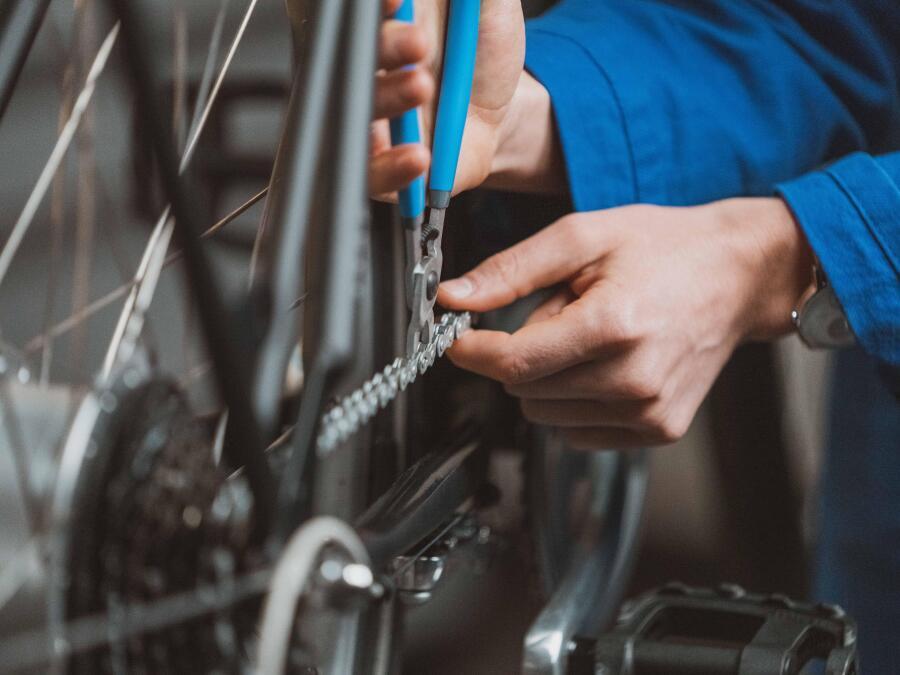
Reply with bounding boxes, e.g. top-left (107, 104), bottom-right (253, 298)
top-left (388, 514), bottom-right (484, 606)
top-left (405, 207), bottom-right (447, 357)
top-left (793, 284), bottom-right (856, 349)
top-left (391, 553), bottom-right (446, 605)
top-left (257, 516), bottom-right (372, 675)
top-left (316, 311), bottom-right (472, 455)
top-left (523, 448), bottom-right (649, 675)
